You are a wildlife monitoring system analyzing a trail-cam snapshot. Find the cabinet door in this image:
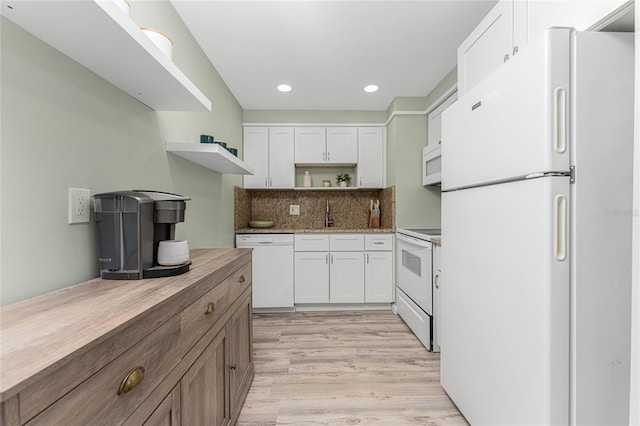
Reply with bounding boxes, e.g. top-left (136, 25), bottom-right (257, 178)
top-left (294, 252), bottom-right (330, 303)
top-left (365, 251), bottom-right (393, 303)
top-left (357, 127), bottom-right (384, 188)
top-left (143, 386), bottom-right (180, 426)
top-left (243, 127), bottom-right (269, 188)
top-left (294, 127), bottom-right (326, 164)
top-left (181, 329), bottom-right (229, 426)
top-left (228, 295), bottom-right (254, 421)
top-left (330, 252), bottom-right (364, 303)
top-left (326, 127), bottom-right (358, 164)
top-left (427, 92), bottom-right (457, 150)
top-left (268, 127), bottom-right (295, 188)
top-left (433, 245), bottom-right (442, 352)
top-left (457, 0), bottom-right (513, 95)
